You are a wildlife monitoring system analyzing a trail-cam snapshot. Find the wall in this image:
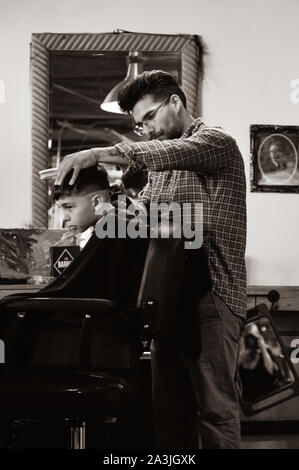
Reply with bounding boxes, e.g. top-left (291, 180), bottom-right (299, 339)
top-left (0, 0), bottom-right (298, 285)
